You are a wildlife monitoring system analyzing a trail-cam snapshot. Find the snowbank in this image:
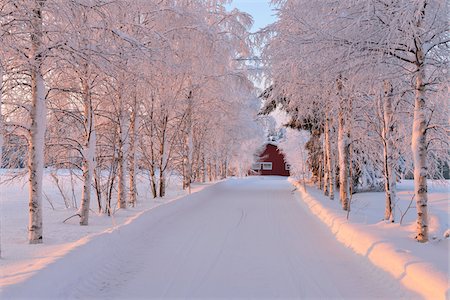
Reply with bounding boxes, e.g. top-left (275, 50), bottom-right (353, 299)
top-left (289, 178), bottom-right (449, 300)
